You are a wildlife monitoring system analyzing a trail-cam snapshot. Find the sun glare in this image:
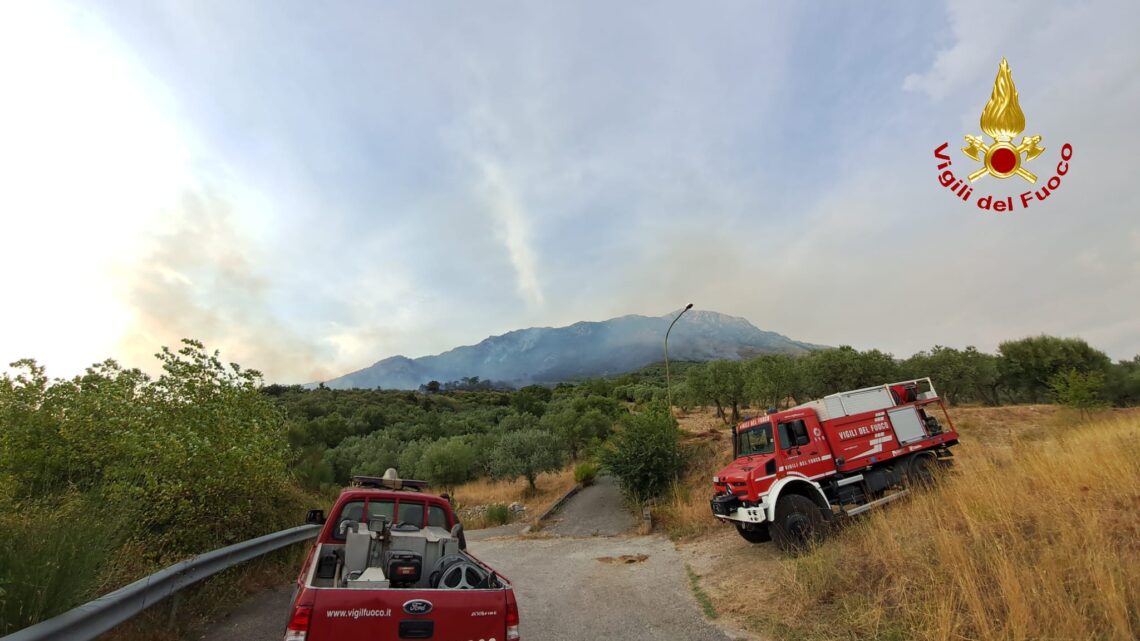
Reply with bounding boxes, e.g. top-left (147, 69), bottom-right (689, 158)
top-left (0, 2), bottom-right (194, 375)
